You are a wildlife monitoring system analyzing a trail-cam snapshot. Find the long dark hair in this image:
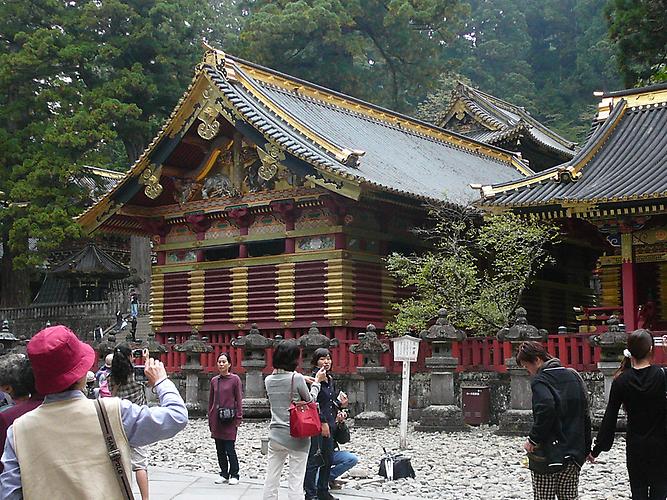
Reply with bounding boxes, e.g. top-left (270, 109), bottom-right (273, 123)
top-left (110, 343), bottom-right (133, 387)
top-left (615, 329), bottom-right (654, 377)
